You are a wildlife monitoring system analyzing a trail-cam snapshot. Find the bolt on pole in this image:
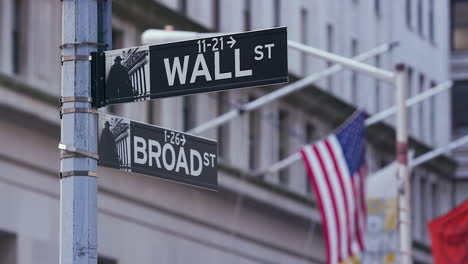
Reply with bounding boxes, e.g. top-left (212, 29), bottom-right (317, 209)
top-left (60, 0), bottom-right (100, 263)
